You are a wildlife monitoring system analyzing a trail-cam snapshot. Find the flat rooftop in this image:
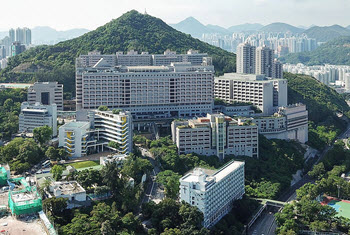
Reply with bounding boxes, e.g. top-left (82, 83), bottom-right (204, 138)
top-left (51, 181), bottom-right (85, 195)
top-left (63, 121), bottom-right (90, 129)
